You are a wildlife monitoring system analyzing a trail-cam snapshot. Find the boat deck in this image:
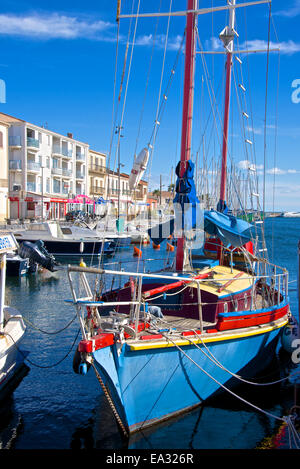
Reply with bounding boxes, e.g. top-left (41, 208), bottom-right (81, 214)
top-left (155, 314), bottom-right (215, 331)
